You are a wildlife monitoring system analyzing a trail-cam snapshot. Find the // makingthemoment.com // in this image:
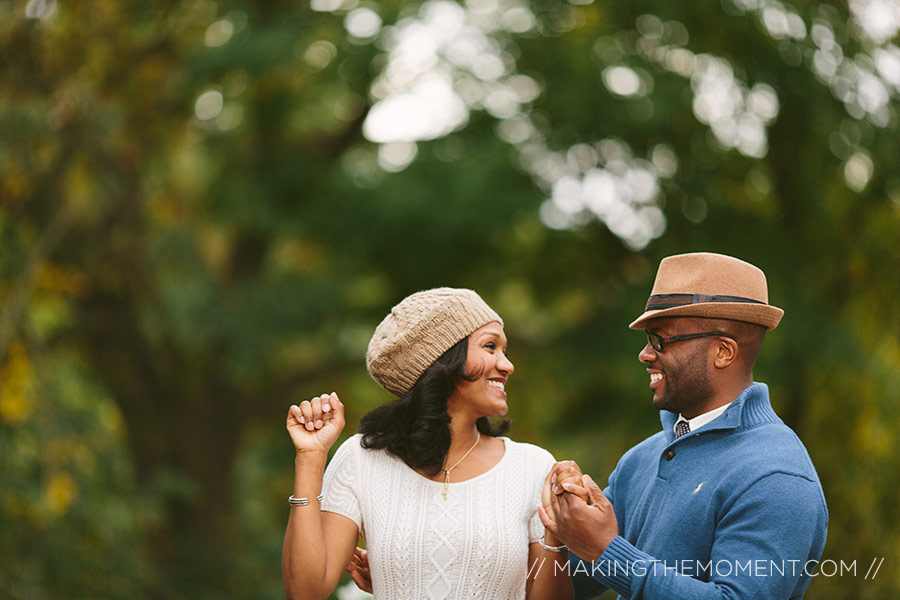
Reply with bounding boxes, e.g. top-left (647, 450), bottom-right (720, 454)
top-left (528, 557), bottom-right (885, 580)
